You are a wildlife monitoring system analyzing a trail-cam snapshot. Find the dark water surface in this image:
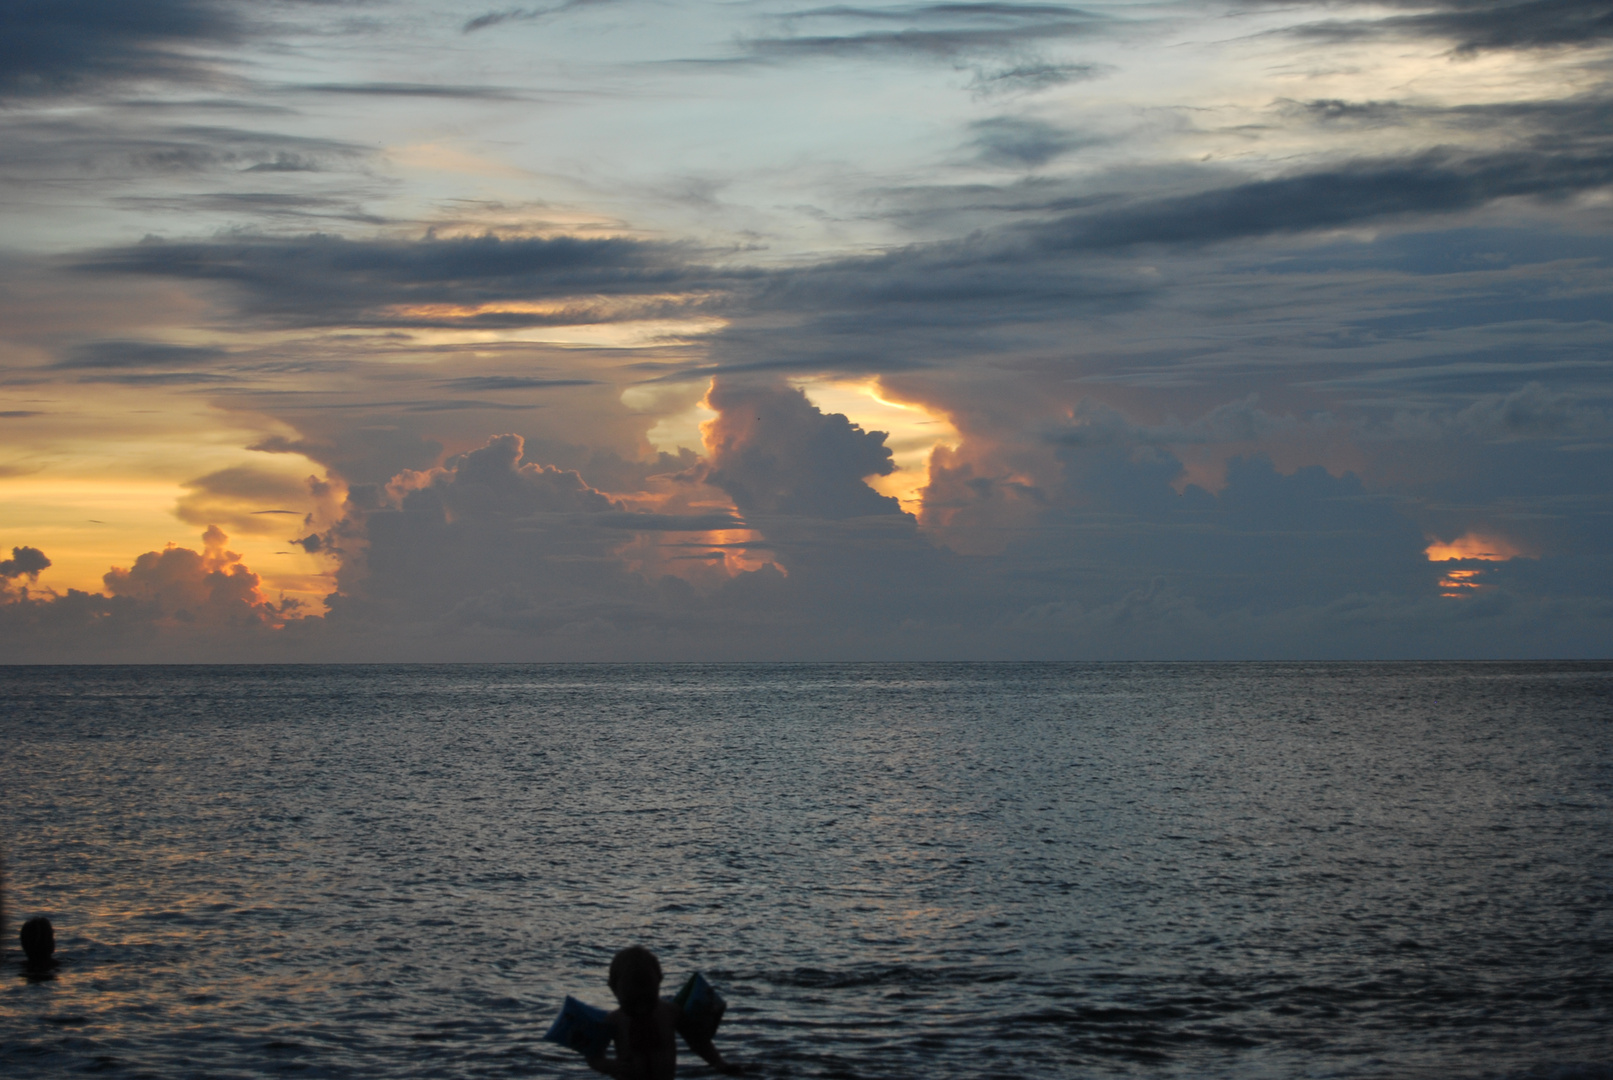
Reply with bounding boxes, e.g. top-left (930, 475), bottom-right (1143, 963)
top-left (1, 663), bottom-right (1610, 1079)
